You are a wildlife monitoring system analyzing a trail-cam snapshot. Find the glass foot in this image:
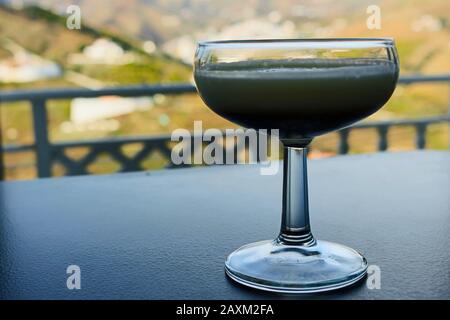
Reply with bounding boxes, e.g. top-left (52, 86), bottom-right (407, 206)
top-left (225, 239), bottom-right (367, 293)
